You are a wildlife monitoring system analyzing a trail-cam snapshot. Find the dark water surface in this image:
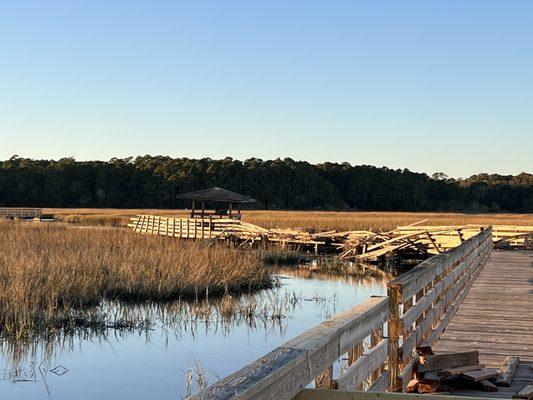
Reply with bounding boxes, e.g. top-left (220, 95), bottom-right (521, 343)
top-left (0, 268), bottom-right (388, 400)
